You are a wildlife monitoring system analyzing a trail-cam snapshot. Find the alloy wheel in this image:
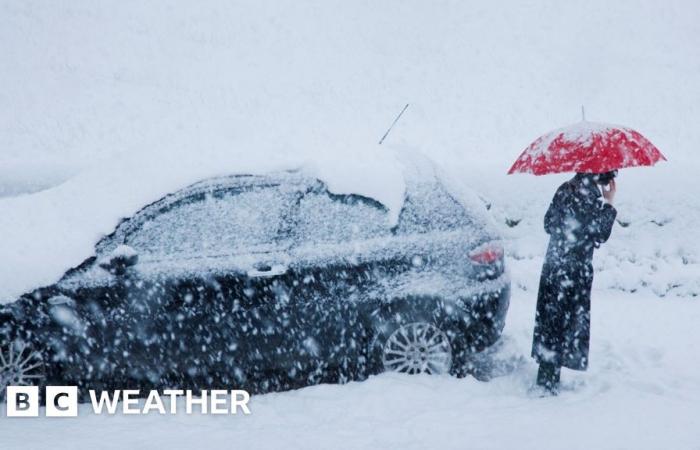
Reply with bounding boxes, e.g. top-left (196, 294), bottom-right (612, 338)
top-left (0, 340), bottom-right (45, 400)
top-left (382, 322), bottom-right (452, 375)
